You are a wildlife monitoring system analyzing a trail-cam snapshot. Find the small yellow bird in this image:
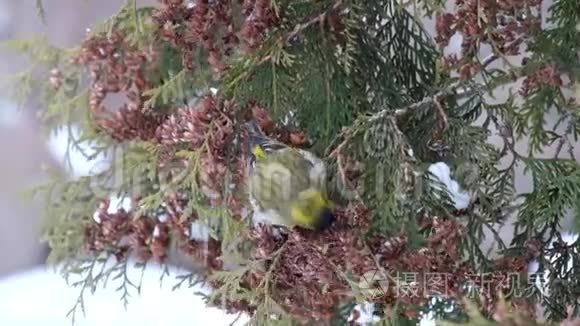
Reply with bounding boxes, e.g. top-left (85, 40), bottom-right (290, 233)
top-left (246, 120), bottom-right (334, 231)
